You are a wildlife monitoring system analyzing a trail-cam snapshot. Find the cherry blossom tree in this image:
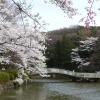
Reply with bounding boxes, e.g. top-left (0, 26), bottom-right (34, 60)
top-left (49, 0), bottom-right (98, 28)
top-left (0, 0), bottom-right (47, 77)
top-left (0, 0), bottom-right (100, 78)
top-left (71, 37), bottom-right (98, 72)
